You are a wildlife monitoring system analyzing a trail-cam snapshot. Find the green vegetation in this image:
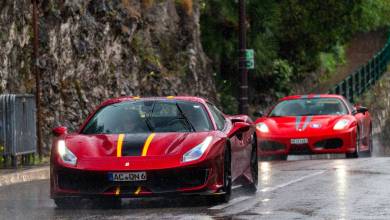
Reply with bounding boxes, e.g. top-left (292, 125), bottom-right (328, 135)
top-left (0, 154), bottom-right (48, 168)
top-left (358, 0), bottom-right (390, 32)
top-left (319, 44), bottom-right (346, 81)
top-left (200, 0), bottom-right (390, 112)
